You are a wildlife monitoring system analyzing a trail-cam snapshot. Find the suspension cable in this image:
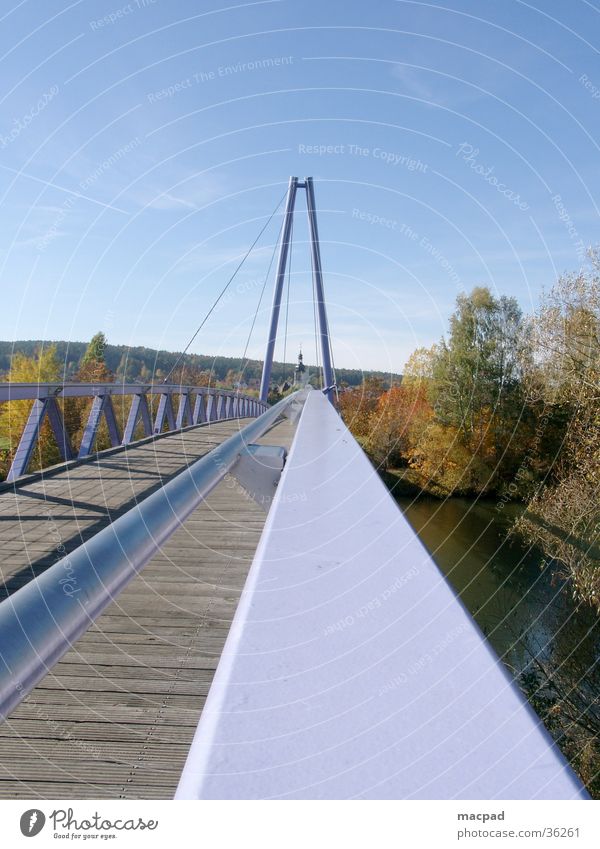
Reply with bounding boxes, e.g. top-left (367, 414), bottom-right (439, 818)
top-left (163, 189), bottom-right (287, 385)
